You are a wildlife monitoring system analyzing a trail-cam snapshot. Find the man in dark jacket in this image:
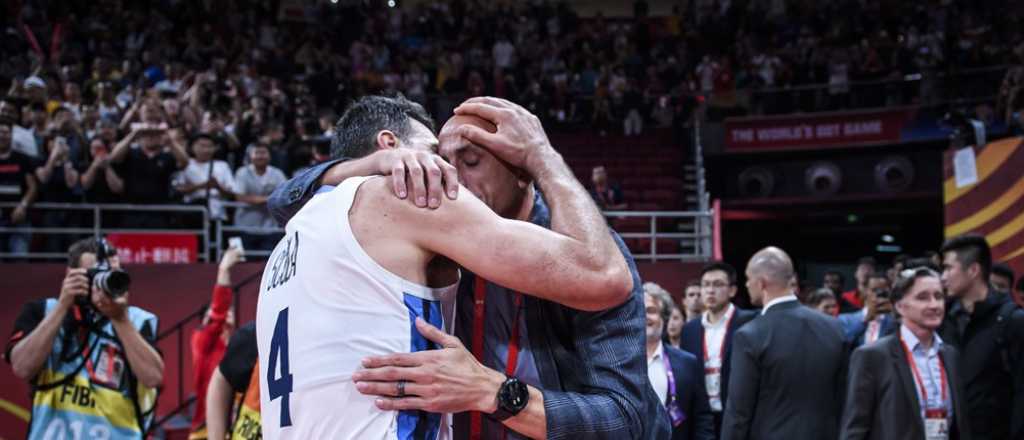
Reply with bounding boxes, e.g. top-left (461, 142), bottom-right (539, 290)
top-left (267, 96), bottom-right (670, 439)
top-left (678, 262), bottom-right (758, 437)
top-left (645, 287), bottom-right (714, 440)
top-left (938, 234), bottom-right (1024, 440)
